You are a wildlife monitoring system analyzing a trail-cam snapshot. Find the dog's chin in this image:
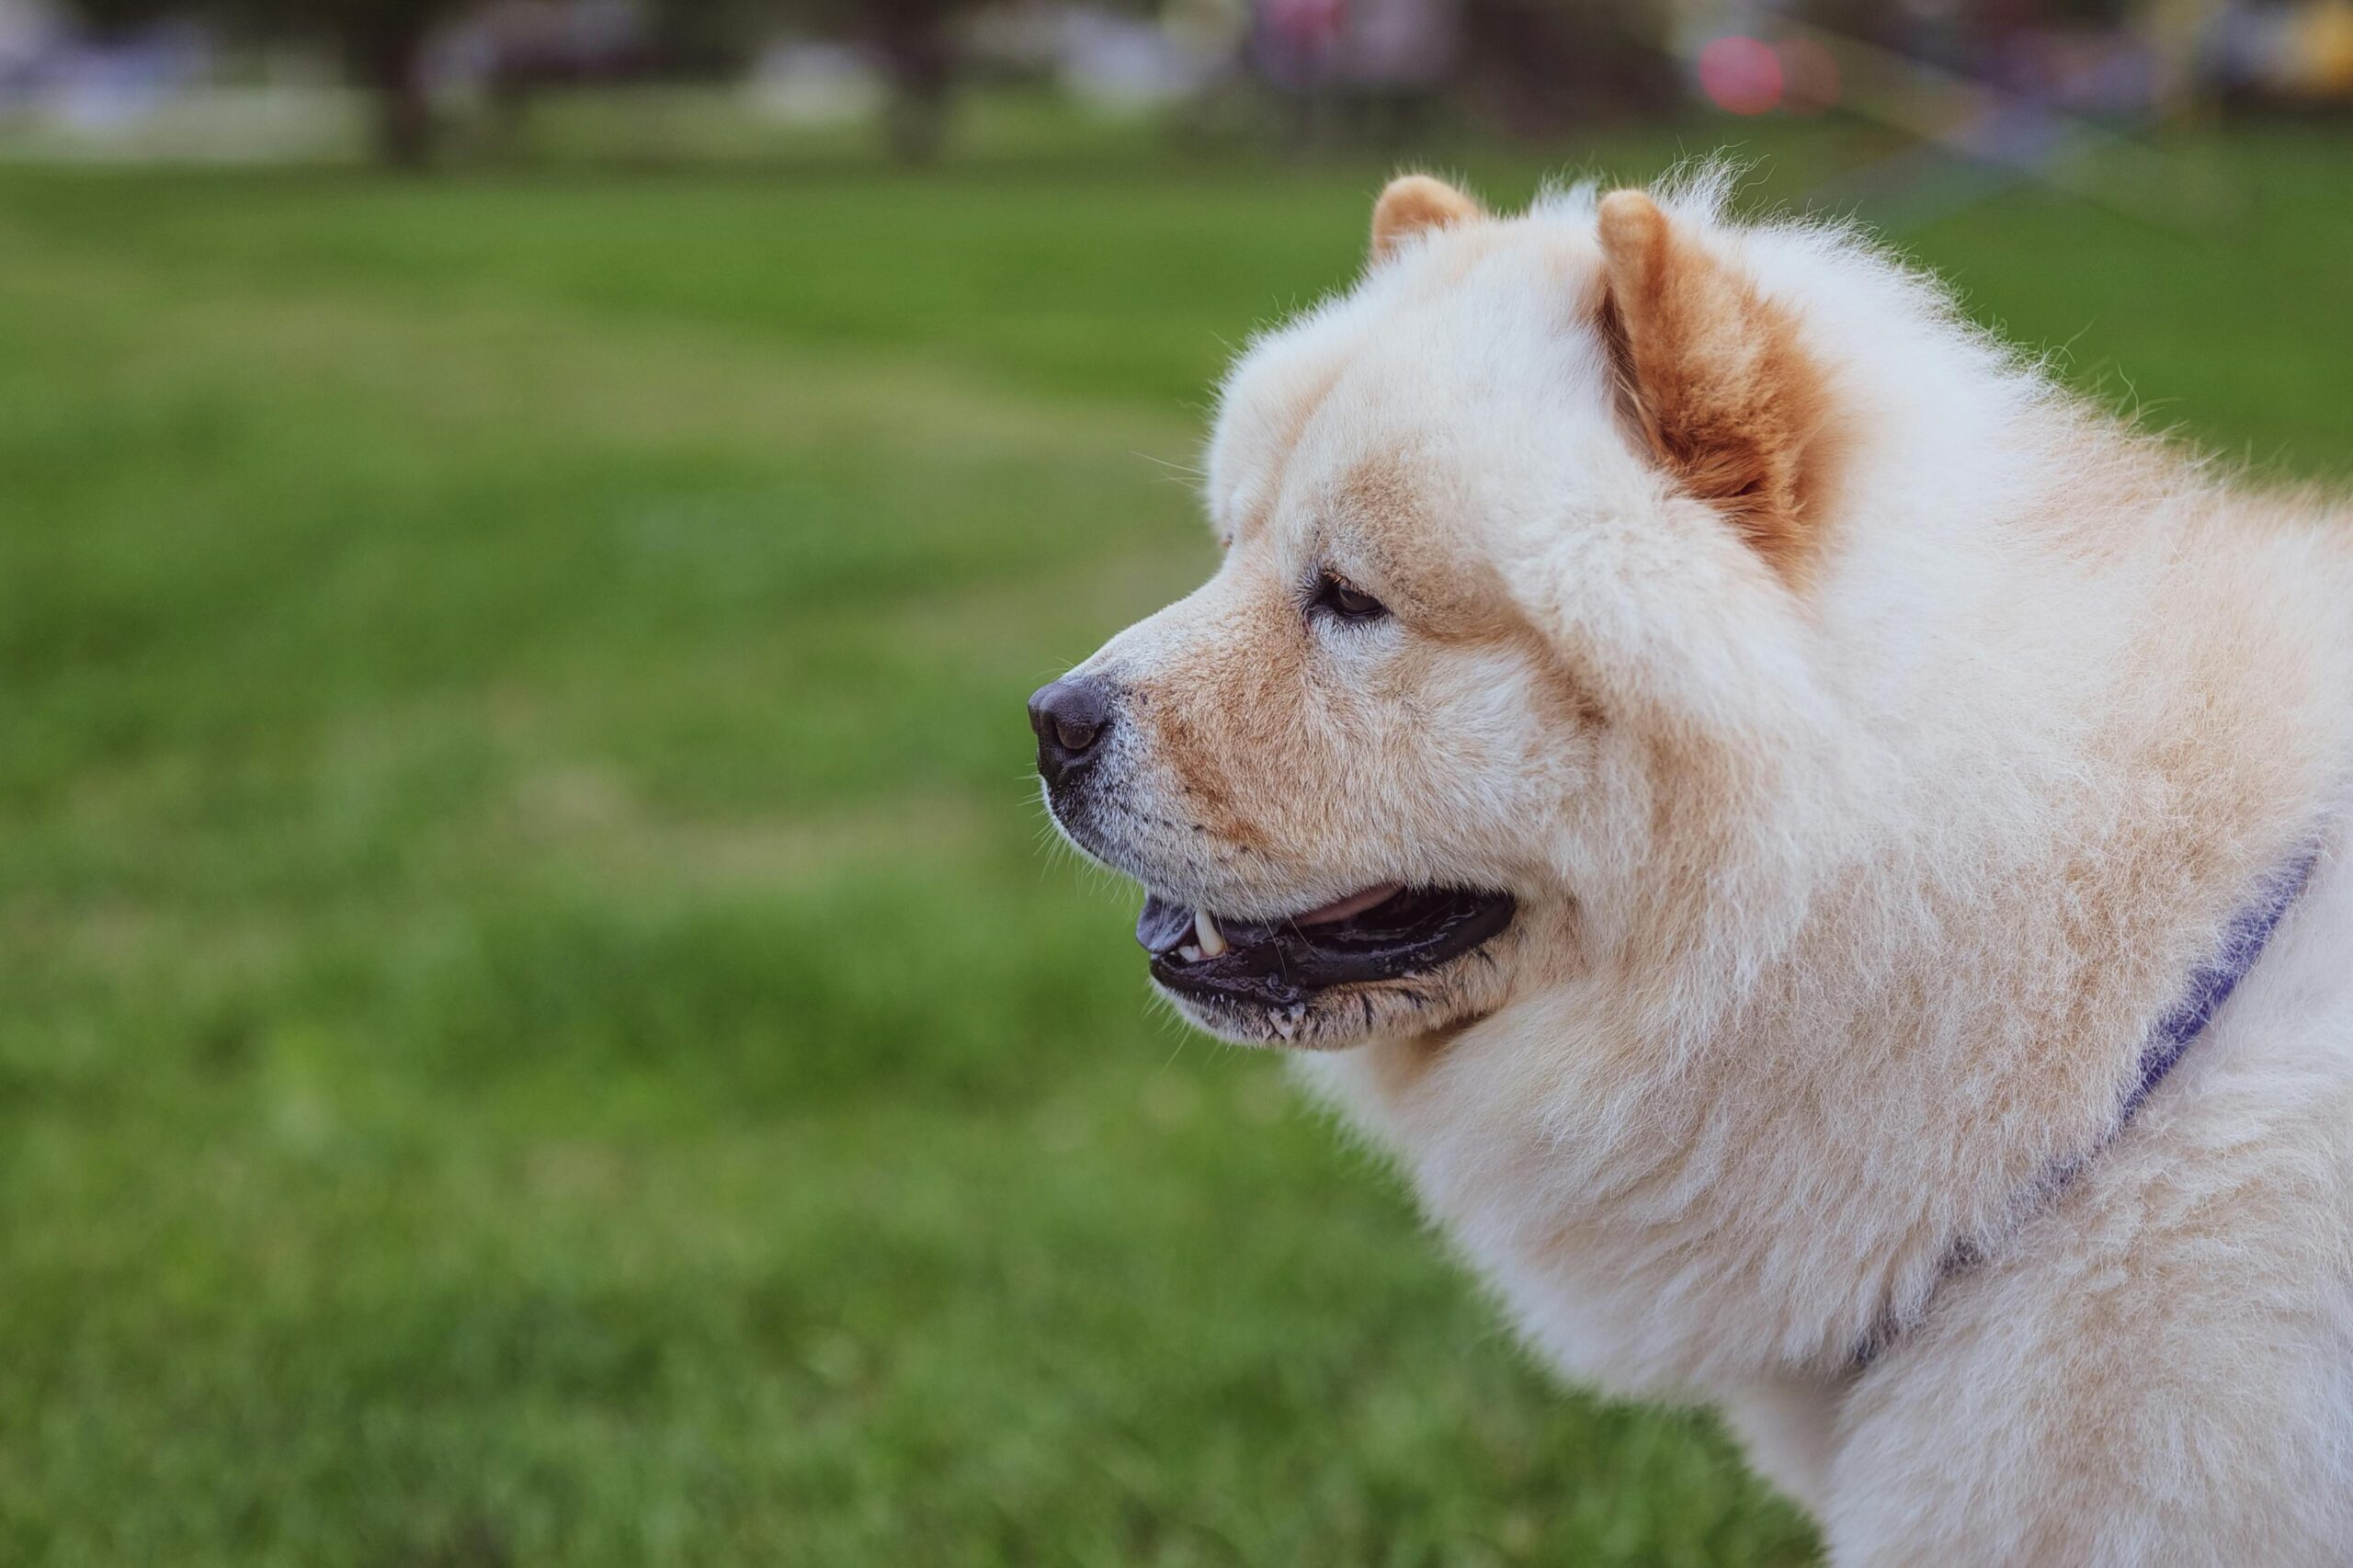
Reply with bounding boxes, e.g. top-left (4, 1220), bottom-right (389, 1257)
top-left (1154, 960), bottom-right (1507, 1048)
top-left (1137, 884), bottom-right (1519, 1050)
